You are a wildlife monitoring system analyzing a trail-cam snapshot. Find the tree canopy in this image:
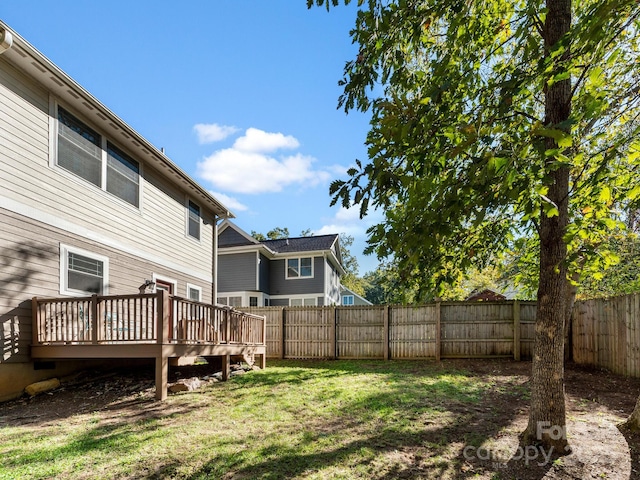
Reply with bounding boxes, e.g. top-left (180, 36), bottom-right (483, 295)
top-left (311, 0), bottom-right (640, 450)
